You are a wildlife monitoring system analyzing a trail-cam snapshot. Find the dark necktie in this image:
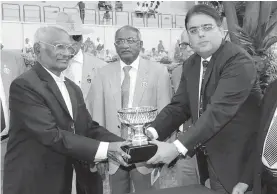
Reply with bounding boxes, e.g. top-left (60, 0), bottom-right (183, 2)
top-left (199, 60), bottom-right (209, 116)
top-left (1, 100), bottom-right (6, 132)
top-left (121, 66), bottom-right (132, 139)
top-left (263, 115), bottom-right (277, 166)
